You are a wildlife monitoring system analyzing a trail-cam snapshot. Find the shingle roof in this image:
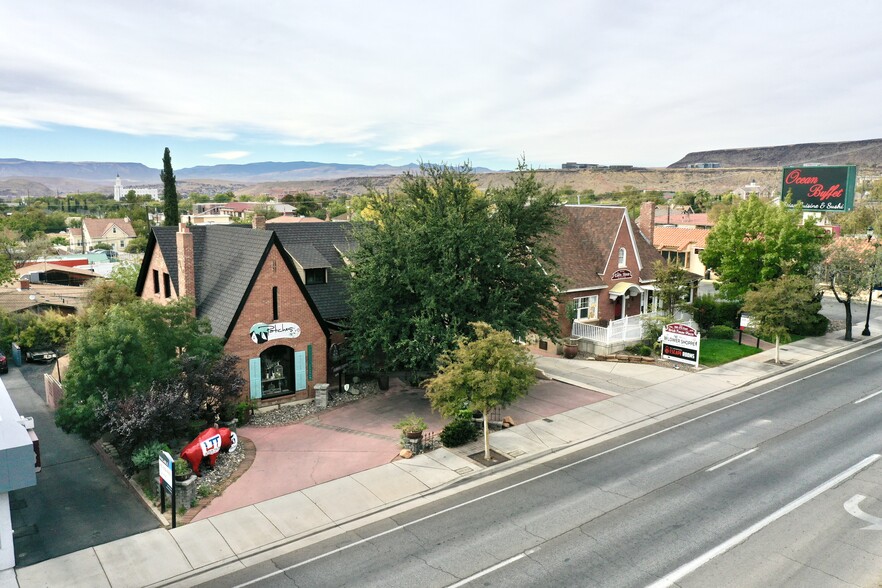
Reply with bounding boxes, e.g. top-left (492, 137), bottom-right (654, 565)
top-left (83, 217), bottom-right (136, 239)
top-left (653, 227), bottom-right (710, 252)
top-left (270, 222), bottom-right (353, 322)
top-left (151, 225), bottom-right (274, 339)
top-left (287, 244), bottom-right (331, 269)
